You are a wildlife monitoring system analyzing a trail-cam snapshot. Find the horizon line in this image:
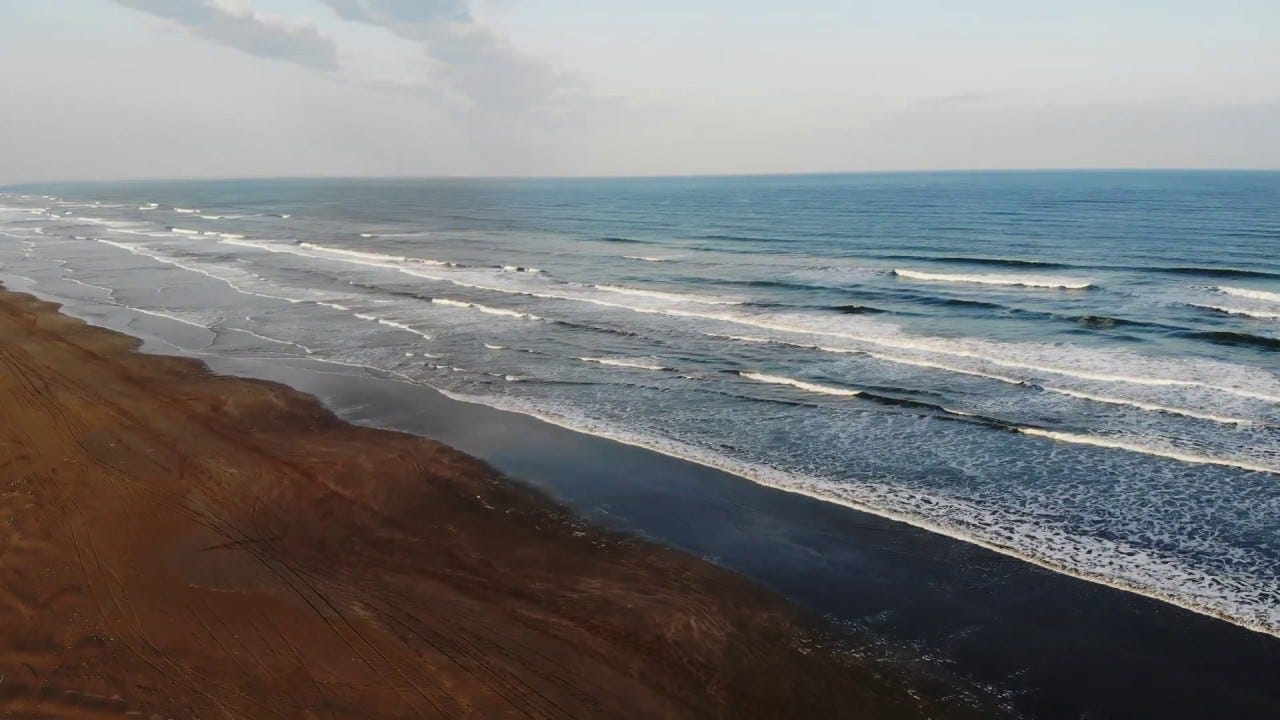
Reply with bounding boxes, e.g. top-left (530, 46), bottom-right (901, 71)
top-left (5, 166), bottom-right (1280, 188)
